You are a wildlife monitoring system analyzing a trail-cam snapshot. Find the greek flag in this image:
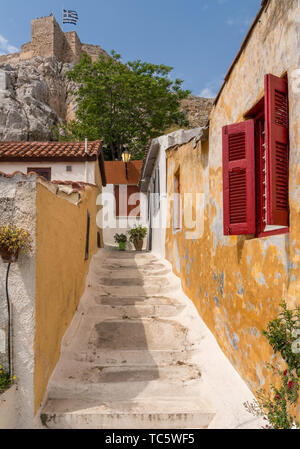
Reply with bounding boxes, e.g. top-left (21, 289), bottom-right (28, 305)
top-left (63, 9), bottom-right (79, 25)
